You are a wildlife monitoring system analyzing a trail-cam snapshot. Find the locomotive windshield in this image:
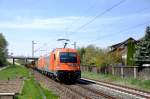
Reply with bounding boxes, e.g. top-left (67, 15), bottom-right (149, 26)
top-left (59, 52), bottom-right (77, 63)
